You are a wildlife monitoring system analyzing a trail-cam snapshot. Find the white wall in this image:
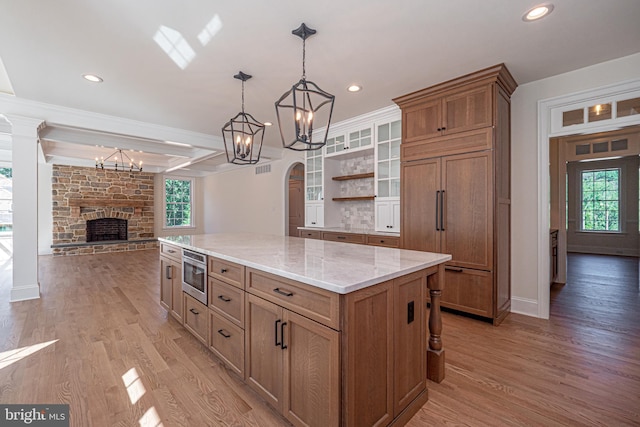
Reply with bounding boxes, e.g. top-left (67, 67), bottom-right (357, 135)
top-left (37, 162), bottom-right (53, 255)
top-left (202, 150), bottom-right (304, 235)
top-left (511, 52), bottom-right (640, 316)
